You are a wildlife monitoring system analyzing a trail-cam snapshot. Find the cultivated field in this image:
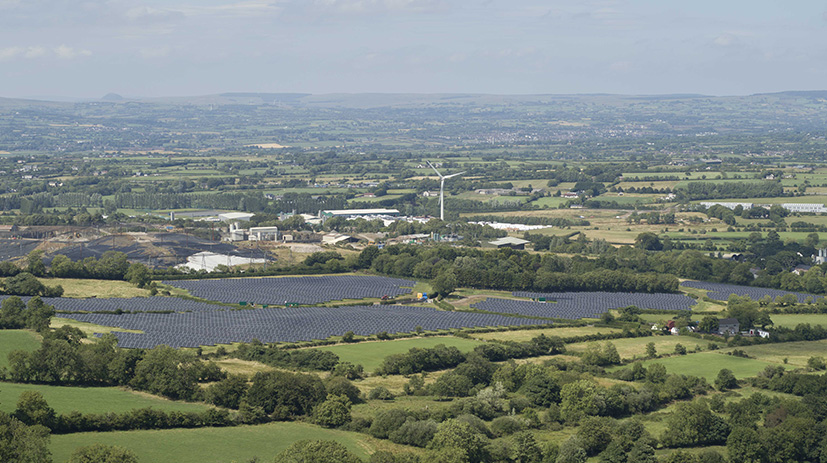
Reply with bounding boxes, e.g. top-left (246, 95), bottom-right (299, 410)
top-left (37, 278), bottom-right (151, 299)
